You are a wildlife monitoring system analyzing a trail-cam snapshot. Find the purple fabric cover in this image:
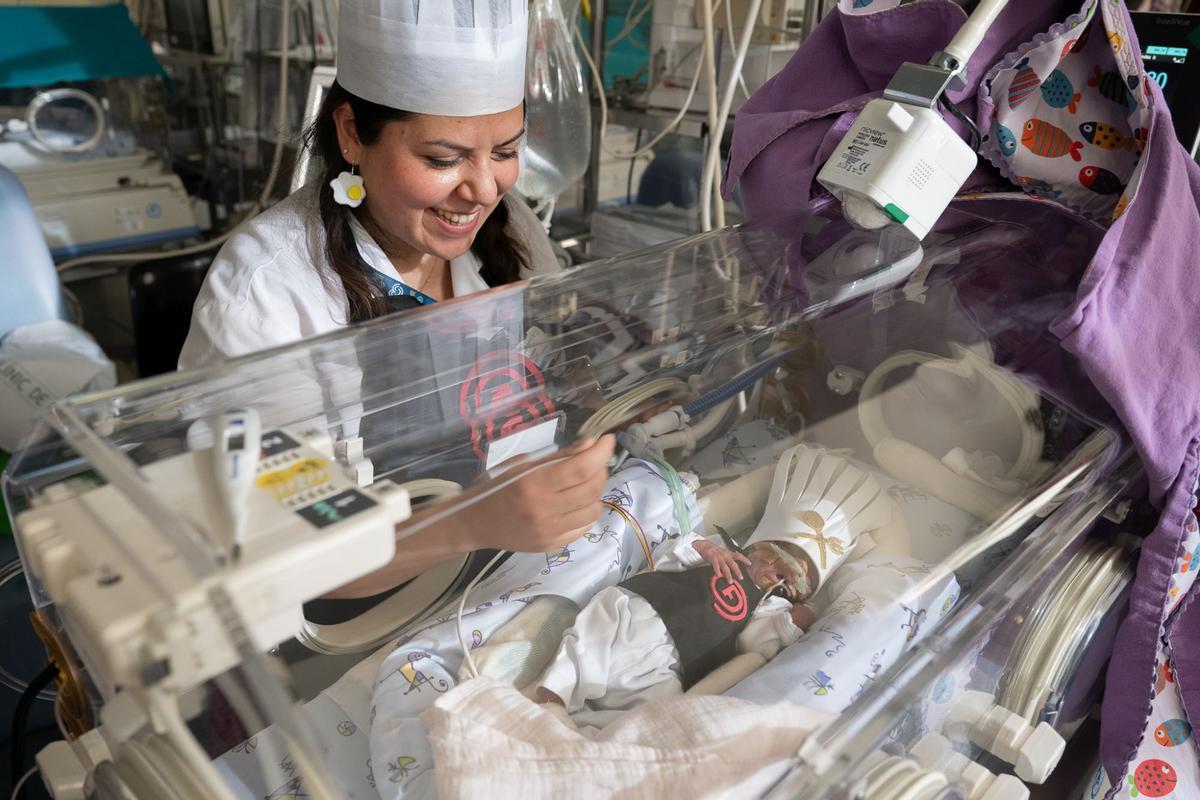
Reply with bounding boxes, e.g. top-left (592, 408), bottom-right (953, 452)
top-left (723, 0), bottom-right (1063, 215)
top-left (726, 0), bottom-right (1200, 786)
